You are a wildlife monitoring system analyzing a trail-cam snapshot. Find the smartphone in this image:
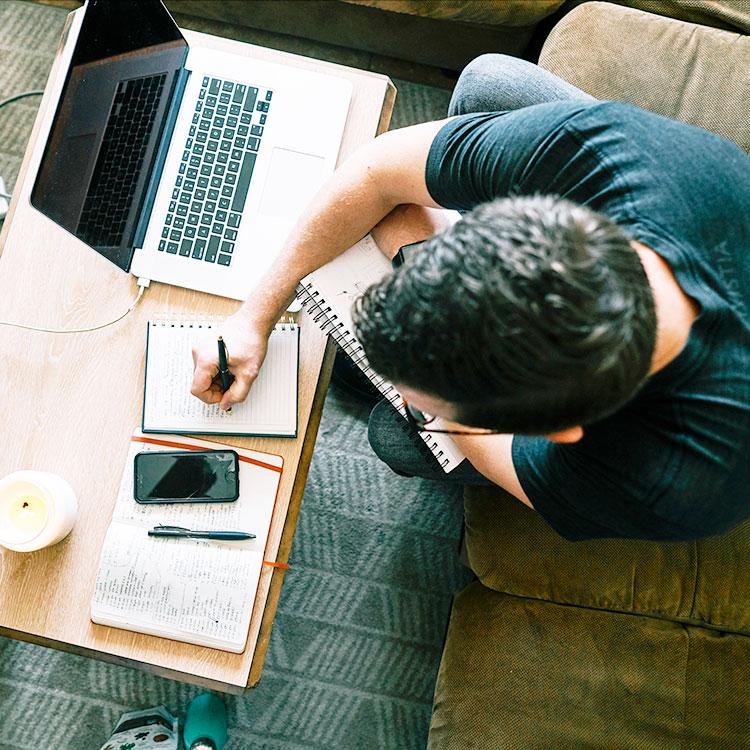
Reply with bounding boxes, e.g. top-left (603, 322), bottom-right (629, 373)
top-left (134, 450), bottom-right (240, 504)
